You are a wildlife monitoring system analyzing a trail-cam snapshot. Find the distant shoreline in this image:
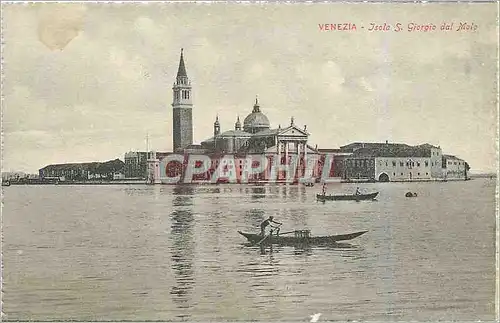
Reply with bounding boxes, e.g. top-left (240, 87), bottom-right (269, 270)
top-left (3, 177), bottom-right (494, 186)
